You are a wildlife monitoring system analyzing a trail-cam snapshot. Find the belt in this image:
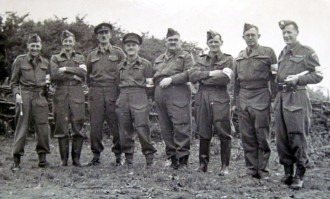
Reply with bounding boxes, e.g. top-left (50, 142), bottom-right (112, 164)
top-left (119, 87), bottom-right (145, 93)
top-left (199, 84), bottom-right (227, 90)
top-left (240, 80), bottom-right (268, 89)
top-left (20, 85), bottom-right (44, 92)
top-left (89, 81), bottom-right (117, 87)
top-left (56, 80), bottom-right (81, 86)
top-left (277, 83), bottom-right (306, 93)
